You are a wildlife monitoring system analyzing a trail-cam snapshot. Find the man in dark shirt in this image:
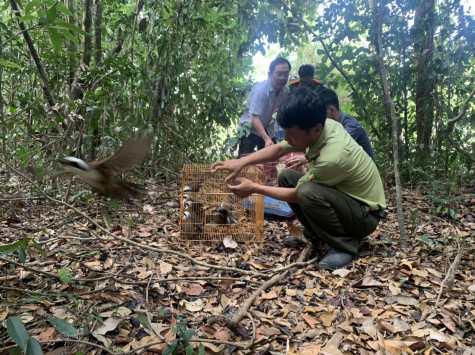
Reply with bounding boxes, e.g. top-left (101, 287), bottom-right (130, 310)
top-left (289, 64), bottom-right (326, 93)
top-left (320, 88), bottom-right (375, 161)
top-left (285, 88), bottom-right (376, 170)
